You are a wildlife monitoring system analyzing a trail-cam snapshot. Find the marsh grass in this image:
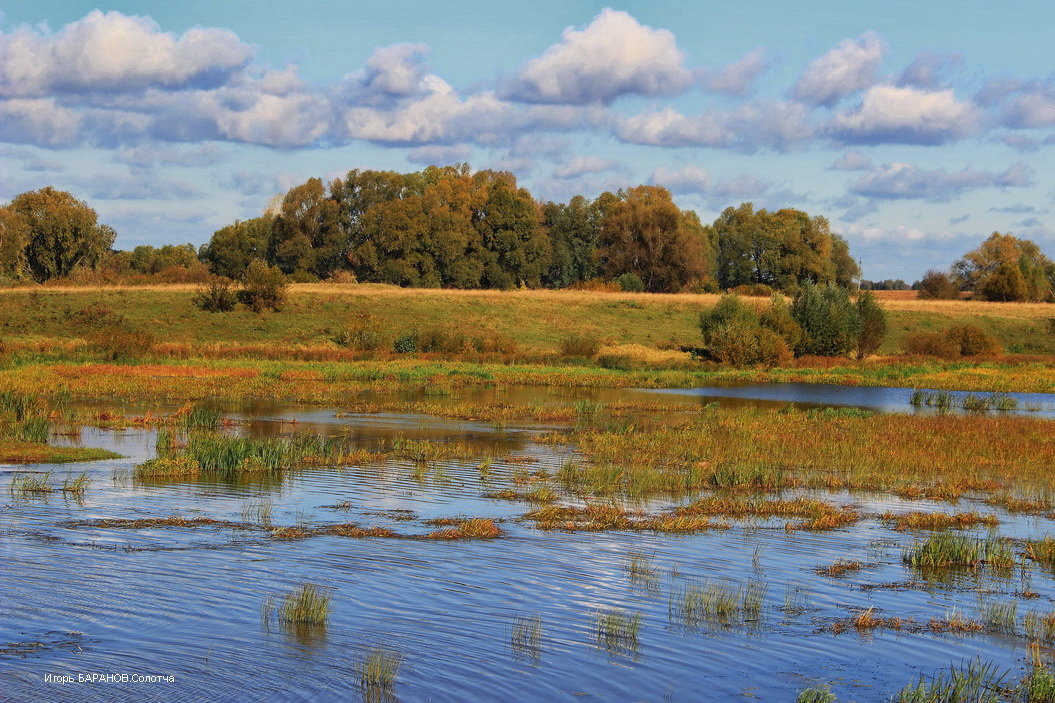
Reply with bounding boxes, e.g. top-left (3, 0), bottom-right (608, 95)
top-left (892, 659), bottom-right (1007, 702)
top-left (978, 599), bottom-right (1018, 635)
top-left (1027, 537), bottom-right (1055, 568)
top-left (511, 614), bottom-right (543, 656)
top-left (425, 518), bottom-right (502, 539)
top-left (594, 608), bottom-right (641, 655)
top-left (242, 499), bottom-right (274, 527)
top-left (10, 472), bottom-right (52, 495)
top-left (882, 511), bottom-right (999, 531)
top-left (60, 472), bottom-right (90, 495)
top-left (670, 579), bottom-right (767, 627)
top-left (275, 583), bottom-right (331, 626)
top-left (815, 559), bottom-right (863, 578)
top-left (1024, 611), bottom-right (1055, 642)
top-left (1021, 665), bottom-right (1055, 702)
top-left (902, 533), bottom-right (1016, 573)
top-left (624, 551), bottom-right (659, 590)
top-left (796, 685), bottom-right (837, 703)
top-left (357, 646), bottom-right (402, 694)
